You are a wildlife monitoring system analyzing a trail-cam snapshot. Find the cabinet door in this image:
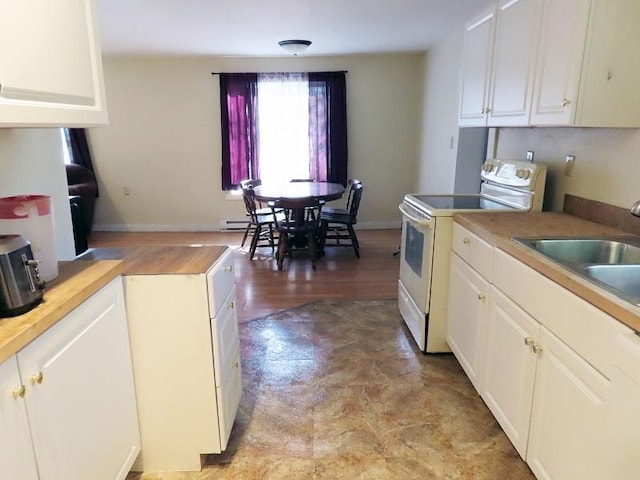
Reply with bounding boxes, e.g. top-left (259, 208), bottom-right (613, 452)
top-left (487, 0), bottom-right (542, 126)
top-left (446, 253), bottom-right (489, 391)
top-left (0, 356), bottom-right (39, 480)
top-left (18, 278), bottom-right (140, 480)
top-left (481, 287), bottom-right (539, 459)
top-left (458, 7), bottom-right (496, 126)
top-left (527, 326), bottom-right (609, 480)
top-left (0, 0), bottom-right (107, 126)
top-left (529, 0), bottom-right (591, 125)
top-left (602, 333), bottom-right (640, 480)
